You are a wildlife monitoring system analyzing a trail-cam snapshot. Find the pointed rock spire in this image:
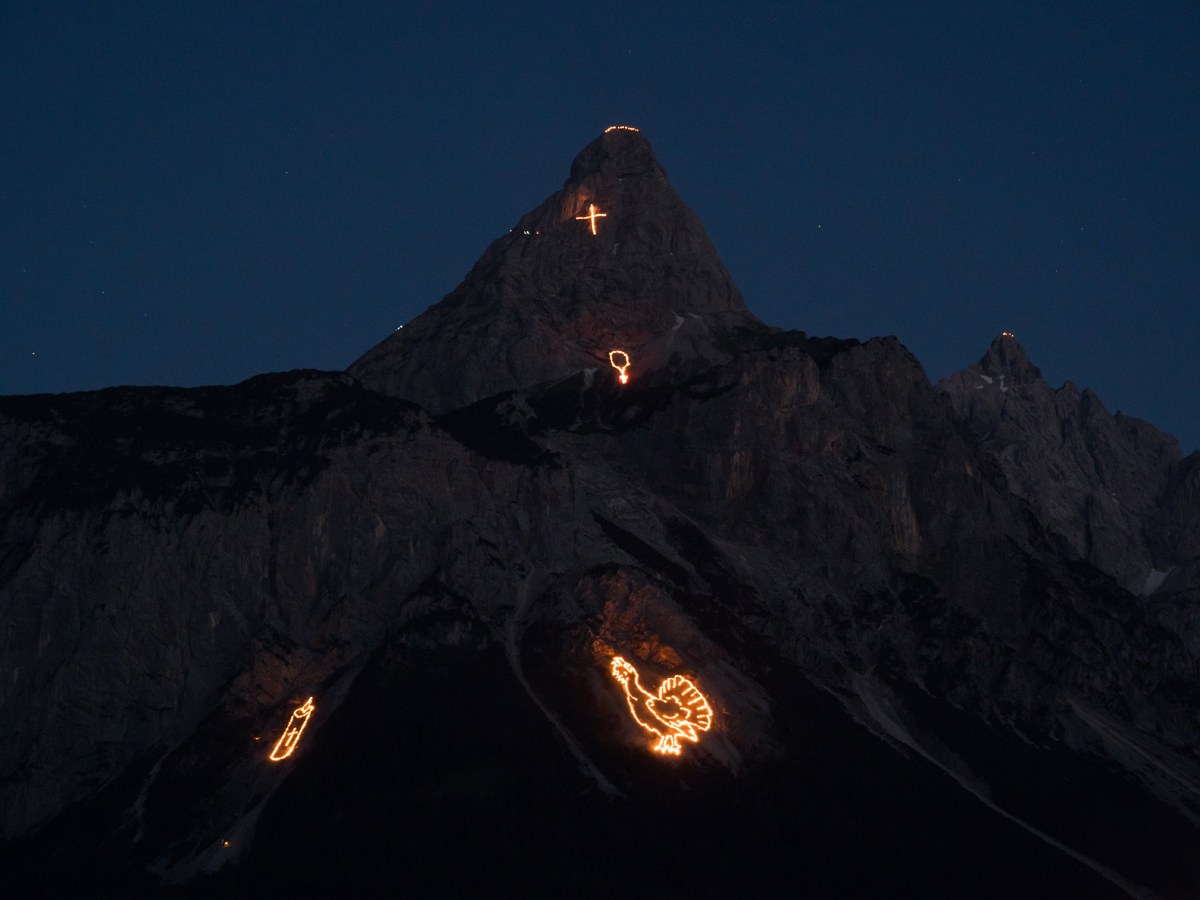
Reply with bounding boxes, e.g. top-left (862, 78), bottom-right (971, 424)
top-left (349, 128), bottom-right (763, 413)
top-left (978, 333), bottom-right (1043, 386)
top-left (936, 333), bottom-right (1183, 593)
top-left (569, 127), bottom-right (667, 182)
top-left (934, 333), bottom-right (1047, 435)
